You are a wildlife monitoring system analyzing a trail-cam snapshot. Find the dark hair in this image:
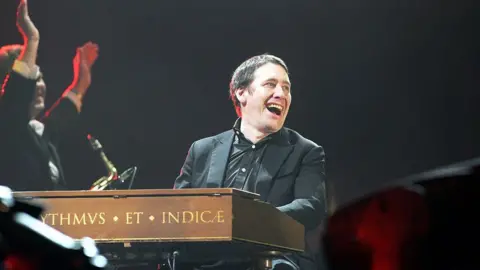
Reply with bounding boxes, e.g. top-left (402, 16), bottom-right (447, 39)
top-left (229, 54), bottom-right (288, 117)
